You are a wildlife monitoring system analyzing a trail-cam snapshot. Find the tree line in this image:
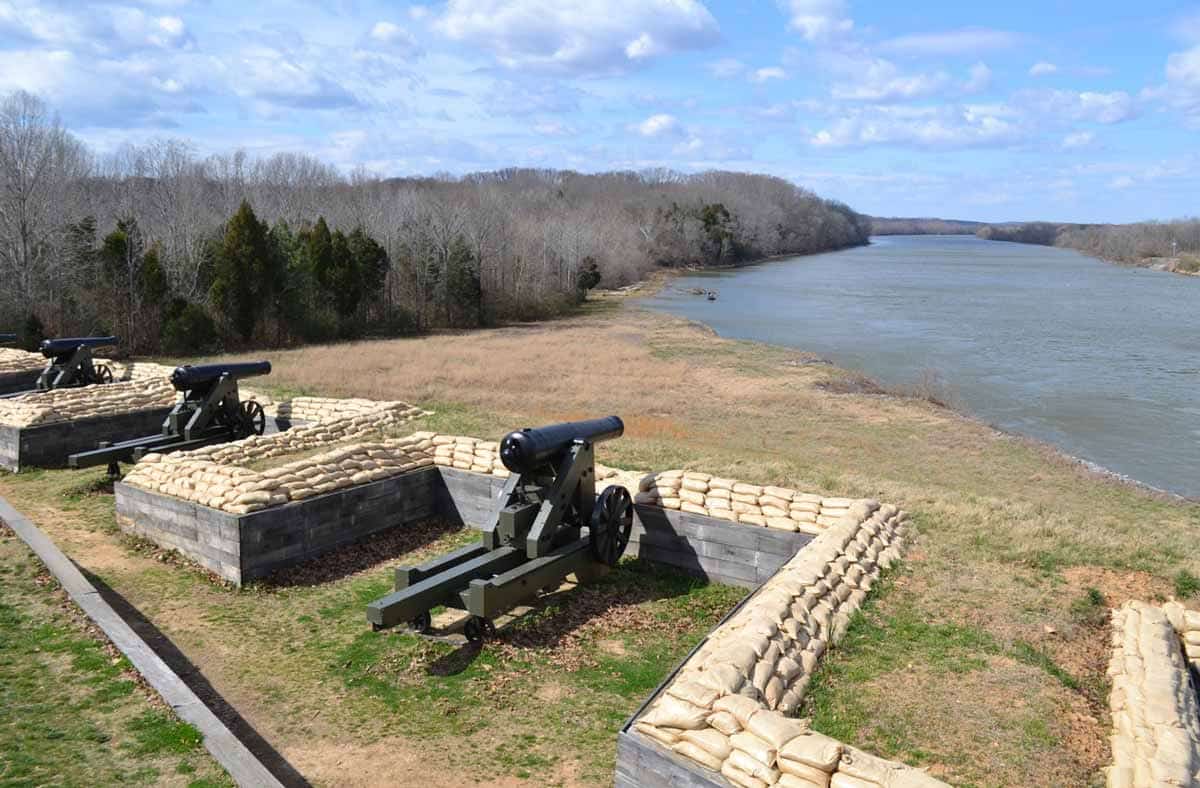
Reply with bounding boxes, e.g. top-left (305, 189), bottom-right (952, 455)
top-left (976, 219), bottom-right (1200, 270)
top-left (867, 217), bottom-right (984, 235)
top-left (0, 90), bottom-right (870, 354)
